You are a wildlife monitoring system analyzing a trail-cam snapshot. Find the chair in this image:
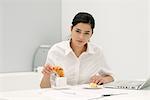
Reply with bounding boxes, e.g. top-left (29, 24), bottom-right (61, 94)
top-left (33, 45), bottom-right (51, 72)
